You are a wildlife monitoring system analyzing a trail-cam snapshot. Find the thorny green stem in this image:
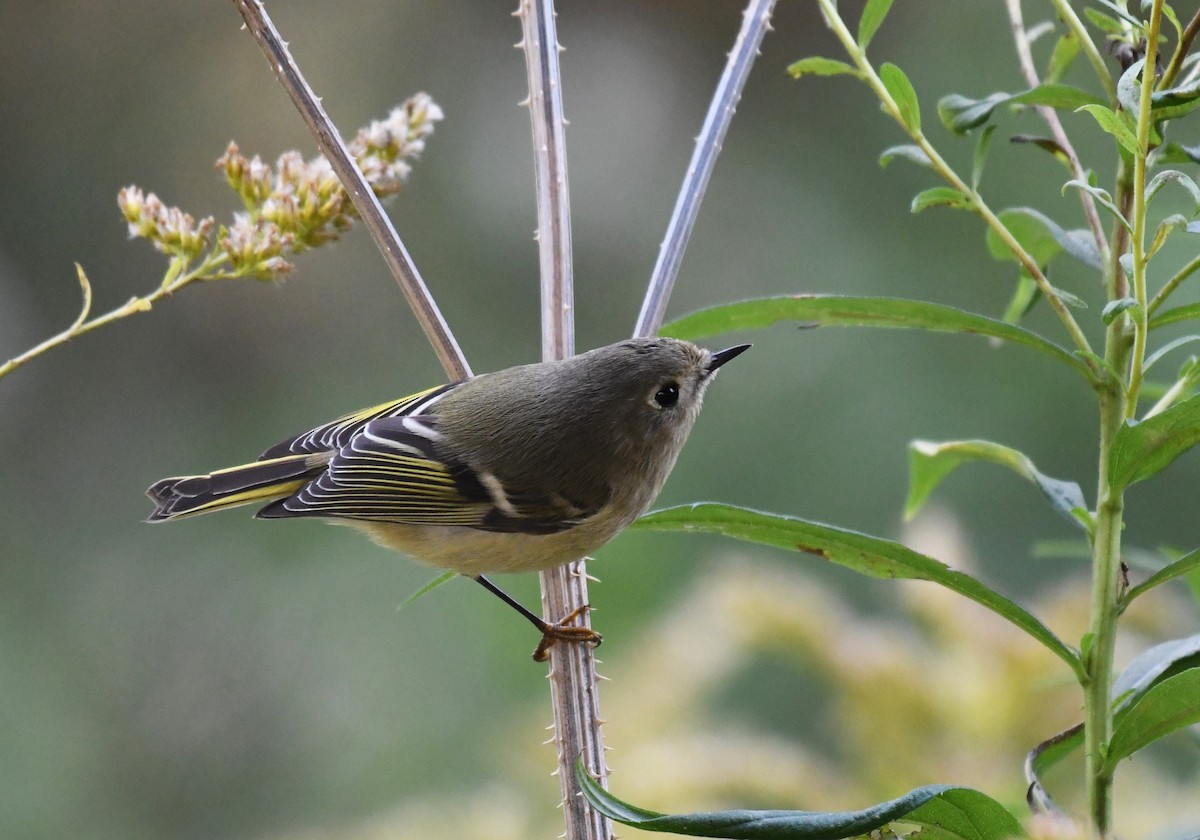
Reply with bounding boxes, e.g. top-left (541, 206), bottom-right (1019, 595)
top-left (0, 253), bottom-right (225, 383)
top-left (816, 0), bottom-right (1097, 369)
top-left (1125, 5), bottom-right (1165, 420)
